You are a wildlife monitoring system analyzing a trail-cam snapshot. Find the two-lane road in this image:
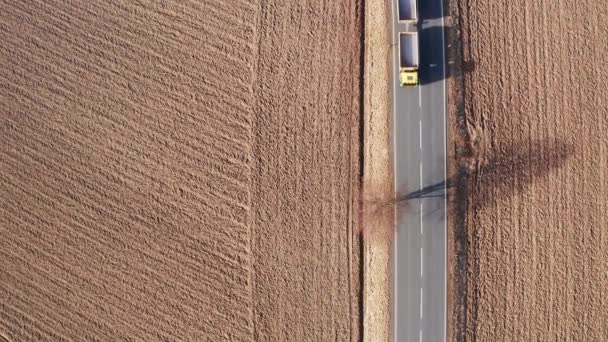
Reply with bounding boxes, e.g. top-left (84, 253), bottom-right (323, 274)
top-left (392, 0), bottom-right (447, 341)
